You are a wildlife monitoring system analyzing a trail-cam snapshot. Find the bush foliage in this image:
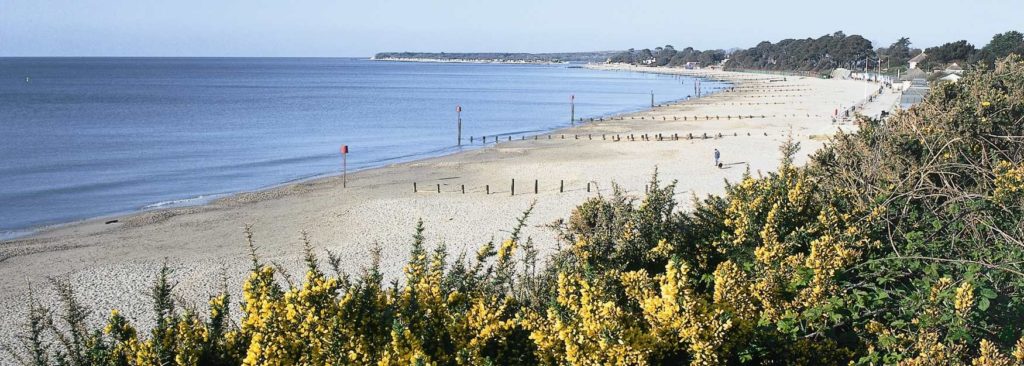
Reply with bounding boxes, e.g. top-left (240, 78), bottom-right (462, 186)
top-left (7, 56), bottom-right (1024, 365)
